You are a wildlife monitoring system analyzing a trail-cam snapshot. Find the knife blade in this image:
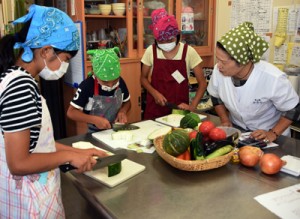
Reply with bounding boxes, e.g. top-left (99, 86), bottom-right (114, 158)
top-left (112, 123), bottom-right (140, 131)
top-left (59, 153), bottom-right (127, 173)
top-left (165, 102), bottom-right (179, 110)
top-left (165, 102), bottom-right (191, 113)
